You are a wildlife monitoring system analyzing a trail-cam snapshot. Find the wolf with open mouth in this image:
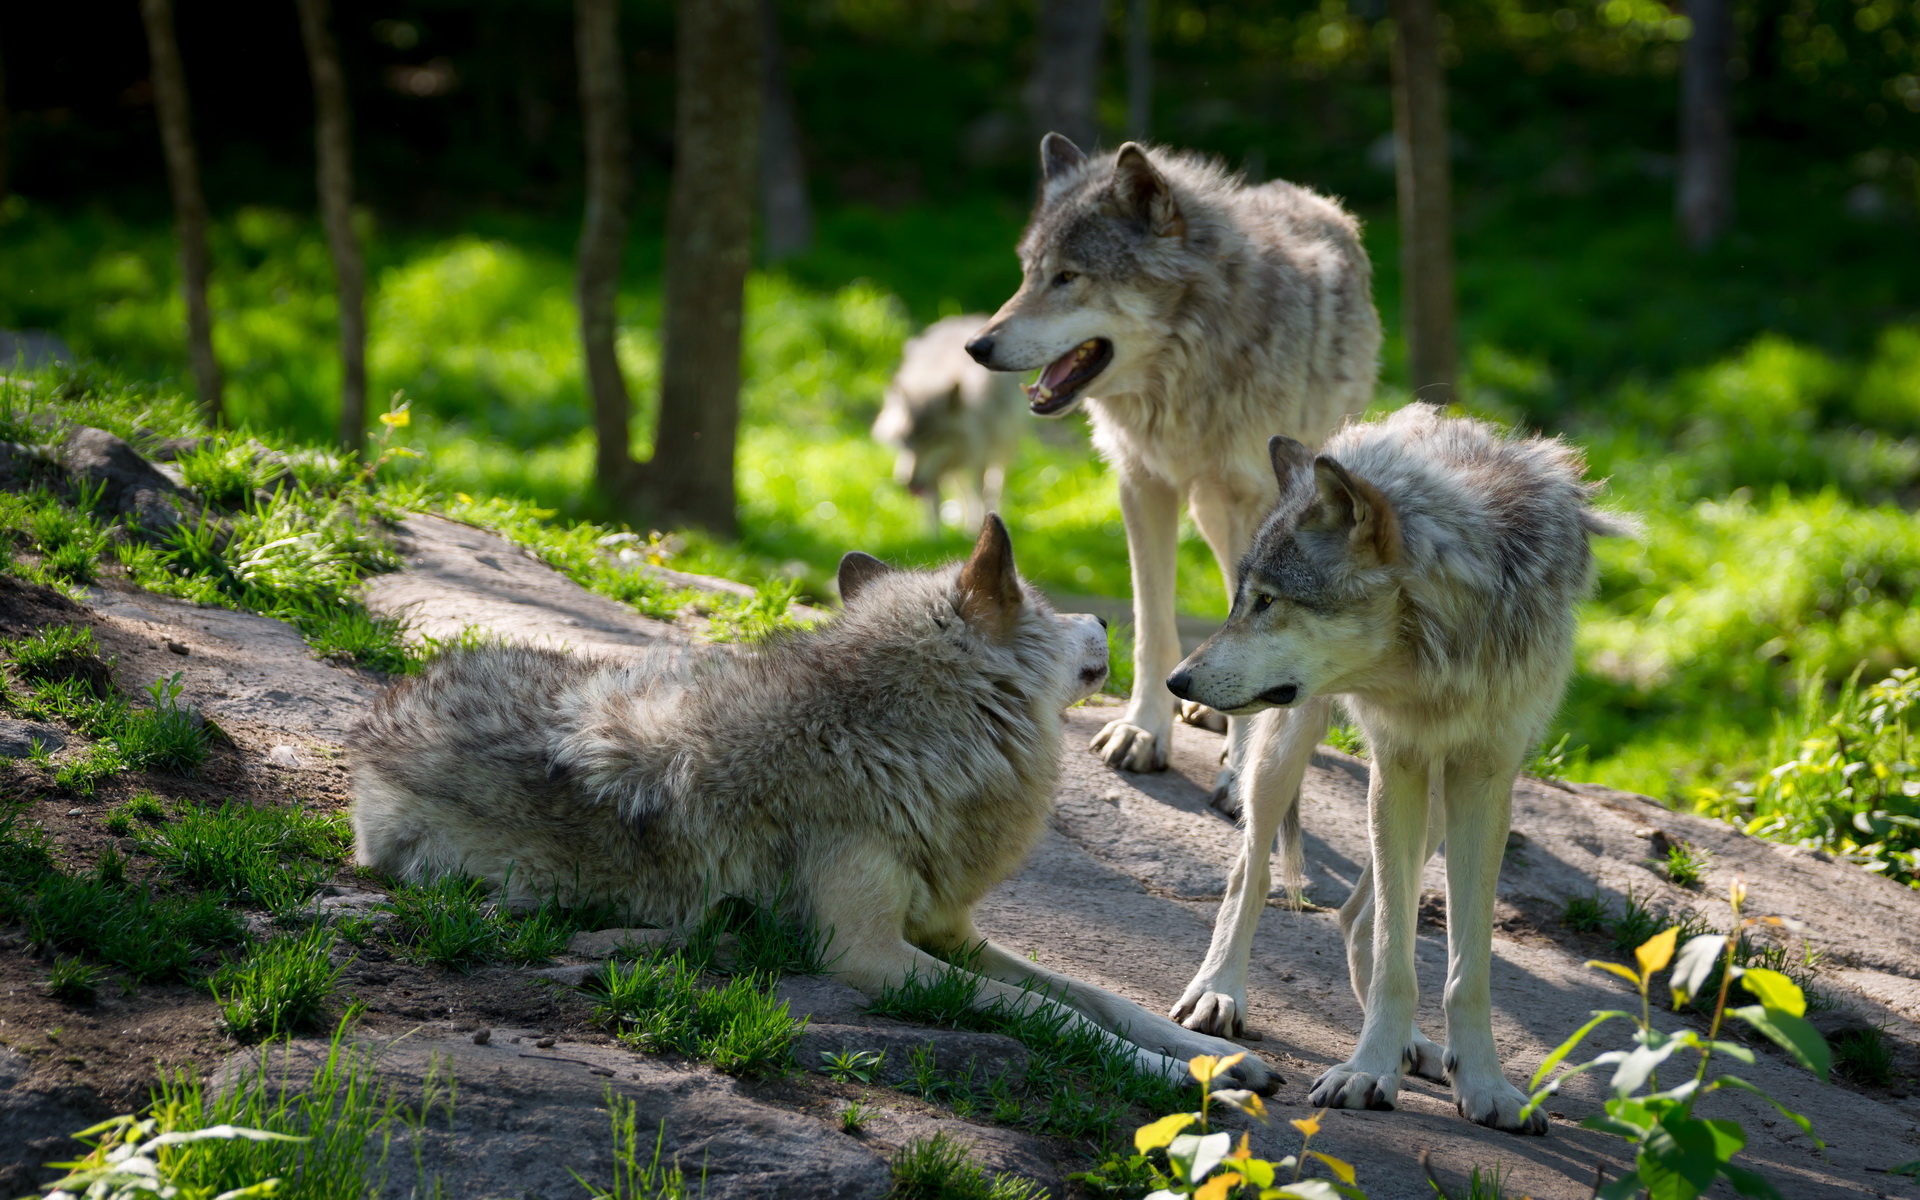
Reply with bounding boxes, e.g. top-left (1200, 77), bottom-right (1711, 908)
top-left (966, 135), bottom-right (1381, 811)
